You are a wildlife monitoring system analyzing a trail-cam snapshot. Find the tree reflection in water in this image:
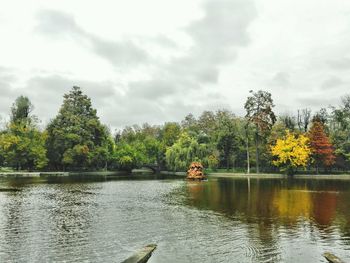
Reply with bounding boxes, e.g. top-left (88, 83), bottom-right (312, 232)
top-left (184, 177), bottom-right (350, 248)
